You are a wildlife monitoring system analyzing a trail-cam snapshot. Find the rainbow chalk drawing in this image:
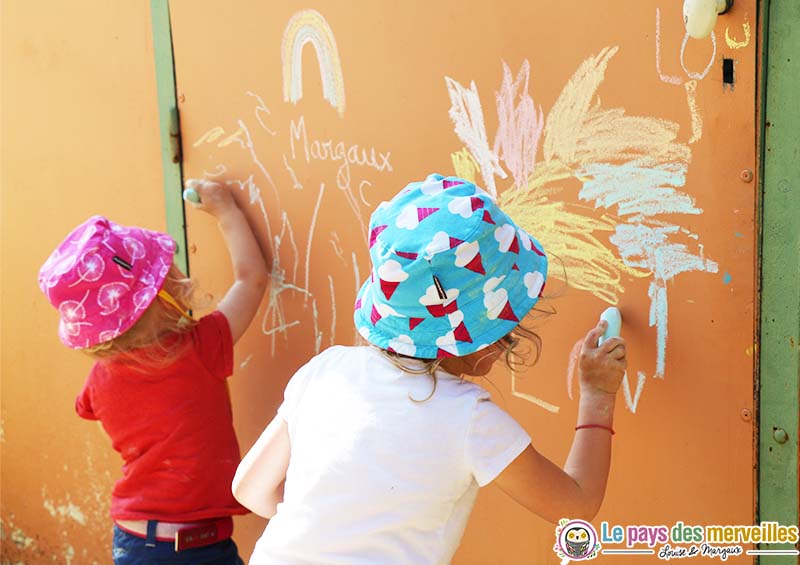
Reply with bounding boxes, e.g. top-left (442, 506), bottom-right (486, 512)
top-left (282, 10), bottom-right (346, 117)
top-left (444, 46), bottom-right (719, 411)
